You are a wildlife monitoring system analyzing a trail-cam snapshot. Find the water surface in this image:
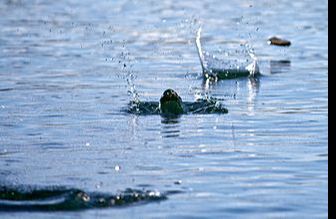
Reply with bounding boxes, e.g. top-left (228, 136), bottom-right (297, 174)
top-left (0, 0), bottom-right (328, 218)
